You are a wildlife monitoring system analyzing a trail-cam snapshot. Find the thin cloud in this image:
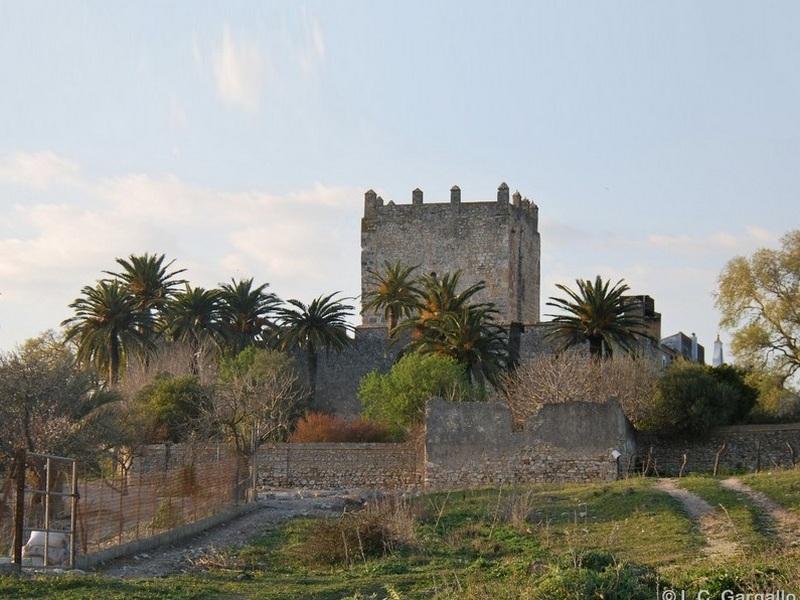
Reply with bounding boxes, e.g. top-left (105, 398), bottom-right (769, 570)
top-left (213, 25), bottom-right (265, 114)
top-left (642, 228), bottom-right (780, 256)
top-left (299, 9), bottom-right (325, 73)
